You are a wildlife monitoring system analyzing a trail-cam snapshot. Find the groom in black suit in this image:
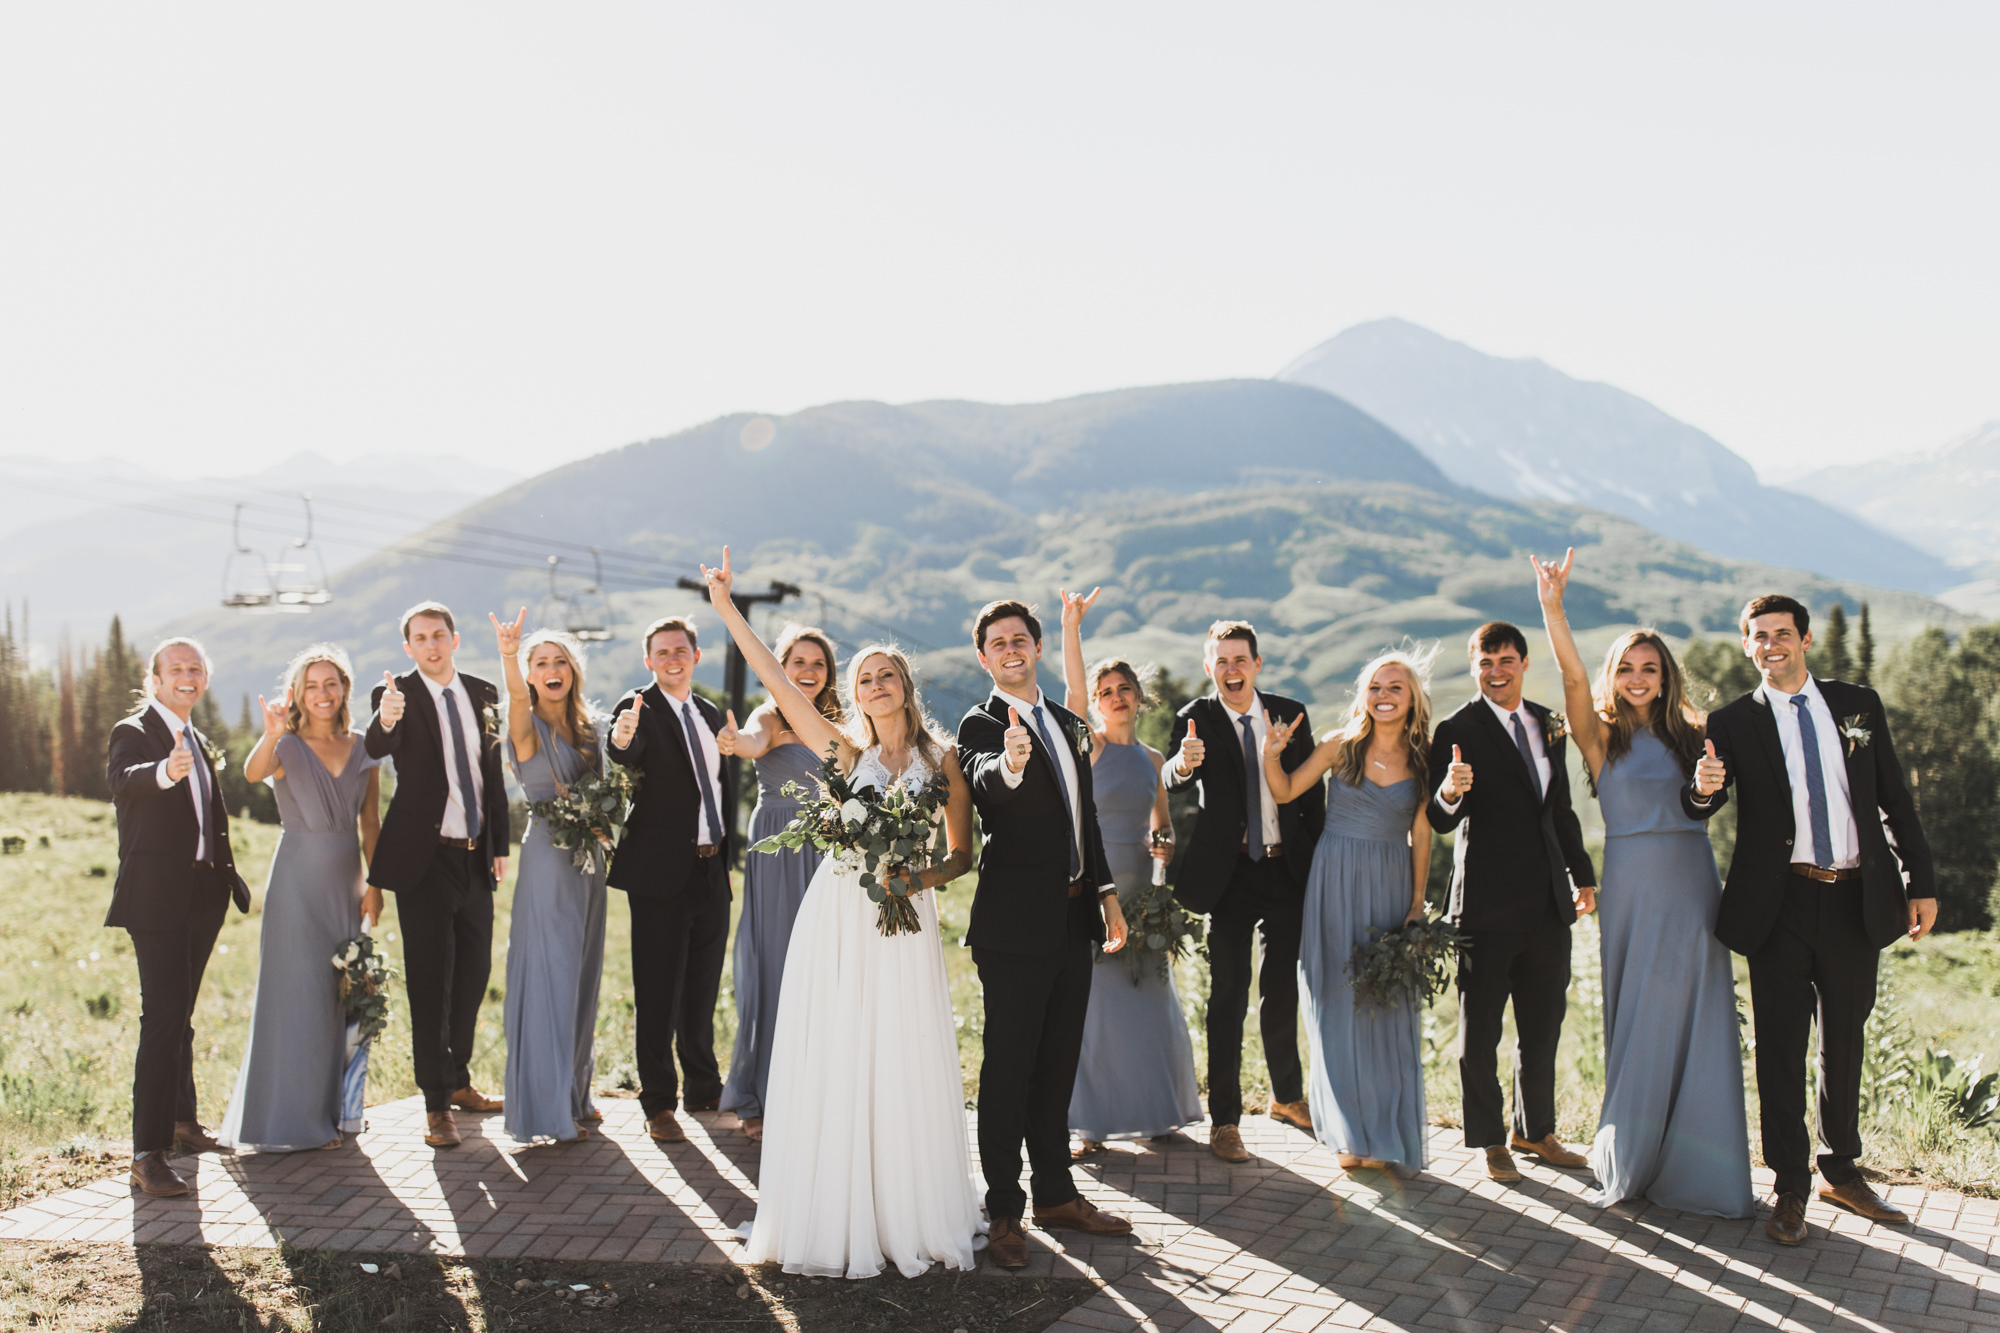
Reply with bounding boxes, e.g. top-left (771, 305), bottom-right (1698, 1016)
top-left (1162, 619), bottom-right (1324, 1162)
top-left (607, 615), bottom-right (737, 1145)
top-left (366, 601), bottom-right (512, 1148)
top-left (107, 637), bottom-right (251, 1197)
top-left (958, 599), bottom-right (1131, 1269)
top-left (1427, 621), bottom-right (1597, 1182)
top-left (1685, 594), bottom-right (1934, 1245)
